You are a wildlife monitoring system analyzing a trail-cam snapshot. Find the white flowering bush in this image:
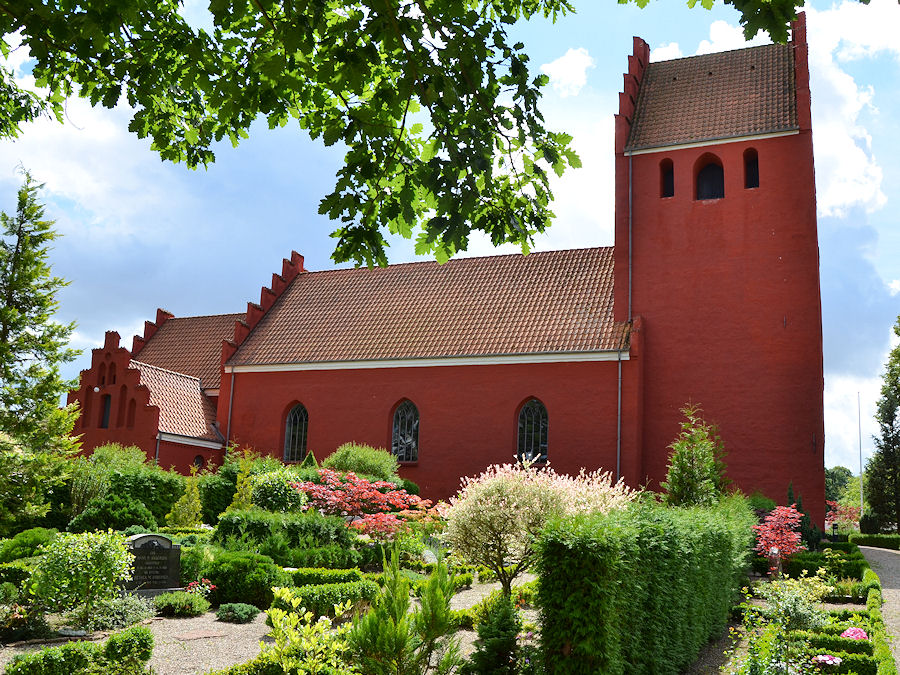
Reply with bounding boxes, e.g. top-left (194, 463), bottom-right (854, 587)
top-left (444, 462), bottom-right (636, 595)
